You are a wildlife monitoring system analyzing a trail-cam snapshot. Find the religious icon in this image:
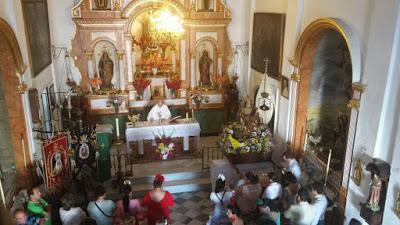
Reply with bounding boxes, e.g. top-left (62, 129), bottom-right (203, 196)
top-left (352, 159), bottom-right (363, 186)
top-left (199, 50), bottom-right (213, 86)
top-left (151, 85), bottom-right (164, 99)
top-left (51, 151), bottom-right (63, 177)
top-left (99, 51), bottom-right (114, 90)
top-left (366, 174), bottom-right (382, 212)
top-left (79, 143), bottom-right (90, 160)
top-left (281, 76), bottom-right (289, 99)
